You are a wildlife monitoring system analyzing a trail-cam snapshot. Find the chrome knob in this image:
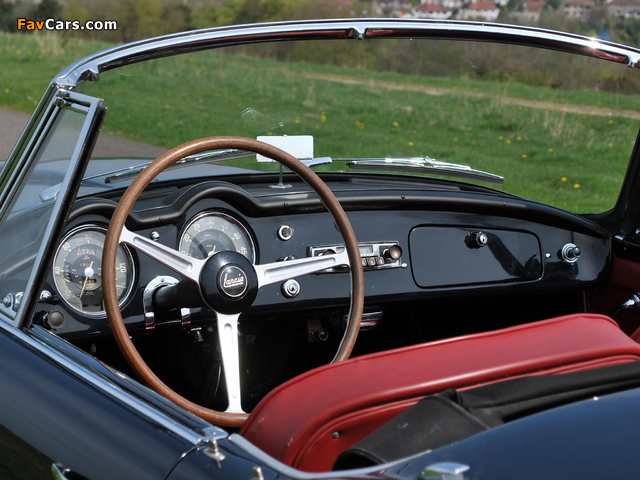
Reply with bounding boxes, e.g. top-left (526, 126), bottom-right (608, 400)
top-left (282, 279), bottom-right (300, 298)
top-left (561, 243), bottom-right (581, 263)
top-left (277, 225), bottom-right (294, 241)
top-left (383, 245), bottom-right (402, 260)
